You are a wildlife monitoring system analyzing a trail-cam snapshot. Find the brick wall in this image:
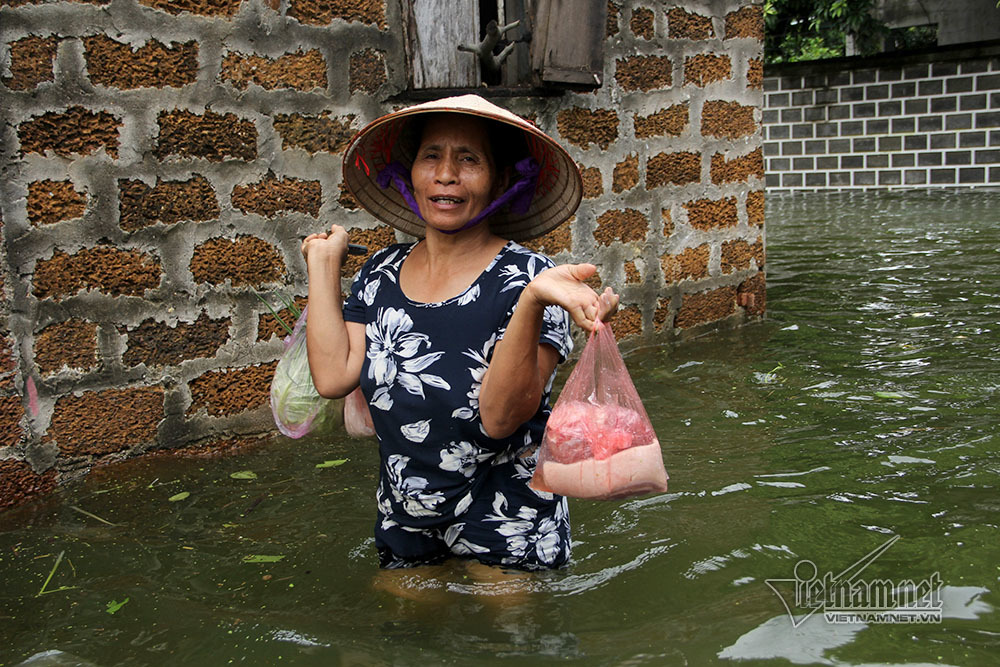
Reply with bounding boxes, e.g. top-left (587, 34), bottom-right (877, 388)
top-left (0, 0), bottom-right (763, 508)
top-left (764, 41), bottom-right (1000, 191)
